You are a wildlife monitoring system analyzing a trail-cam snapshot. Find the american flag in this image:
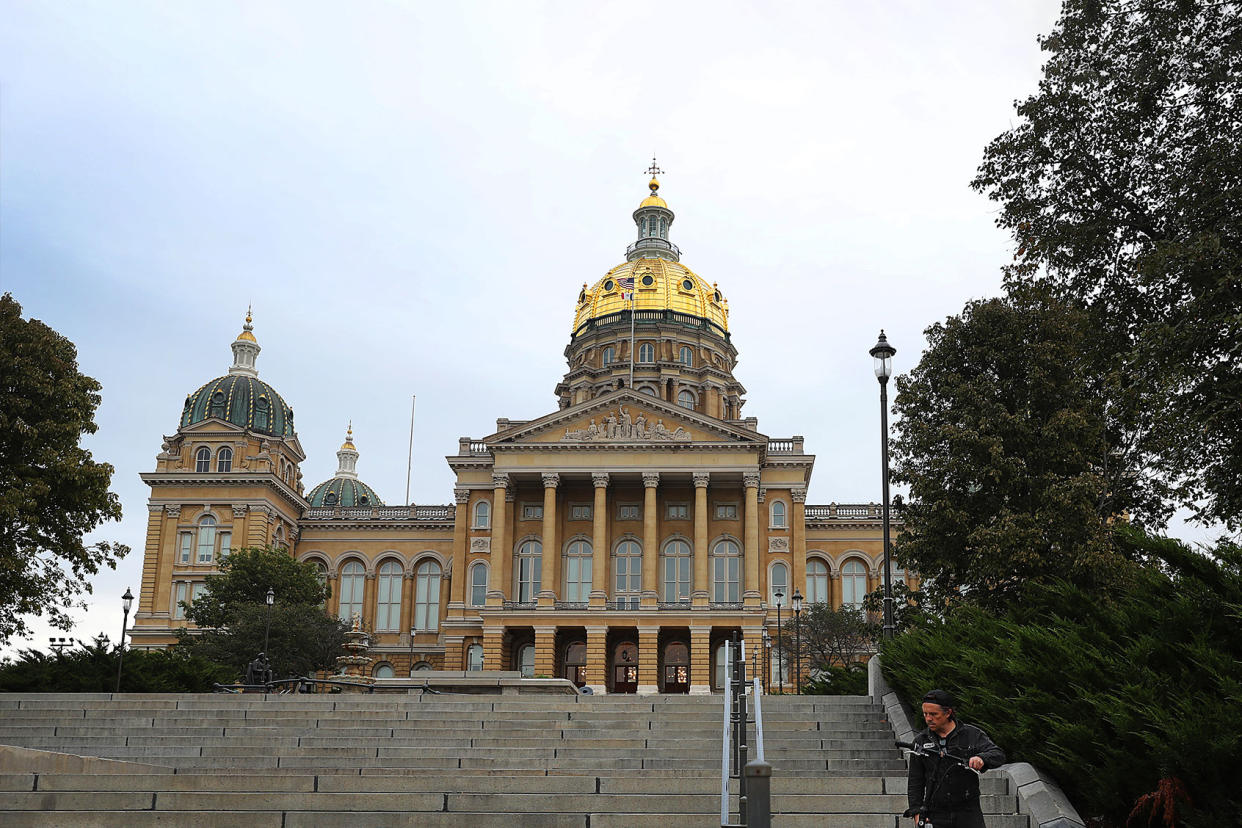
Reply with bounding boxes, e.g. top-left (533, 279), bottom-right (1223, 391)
top-left (617, 276), bottom-right (635, 301)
